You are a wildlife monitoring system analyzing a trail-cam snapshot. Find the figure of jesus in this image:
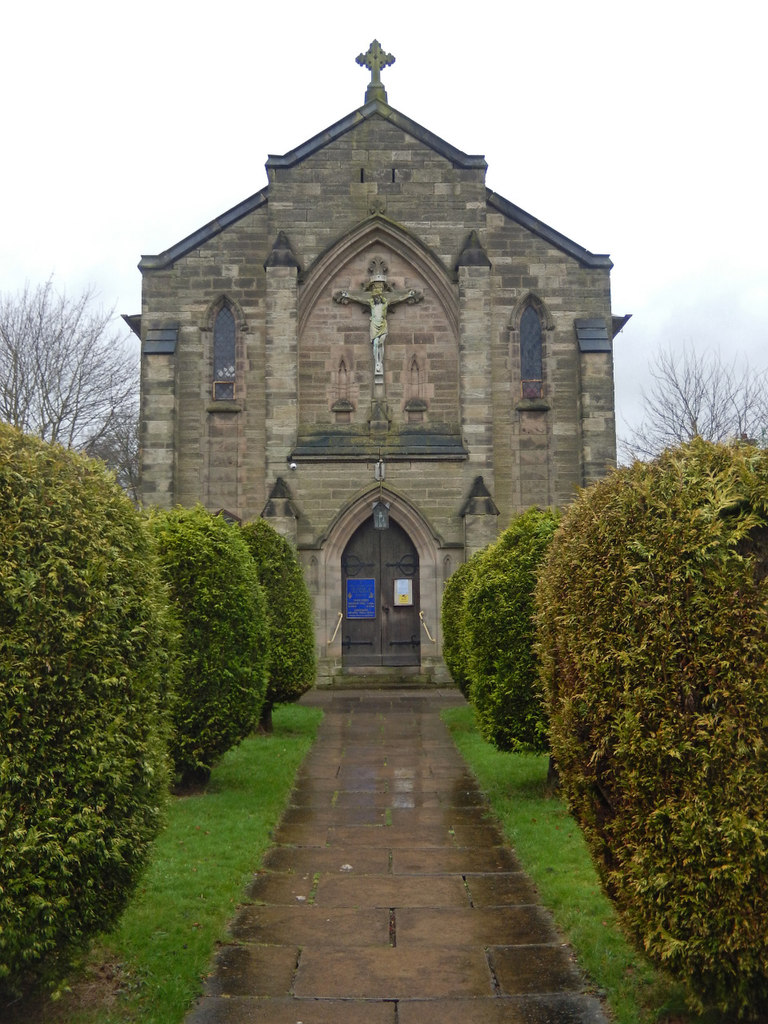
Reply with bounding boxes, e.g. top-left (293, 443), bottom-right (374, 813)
top-left (334, 278), bottom-right (422, 376)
